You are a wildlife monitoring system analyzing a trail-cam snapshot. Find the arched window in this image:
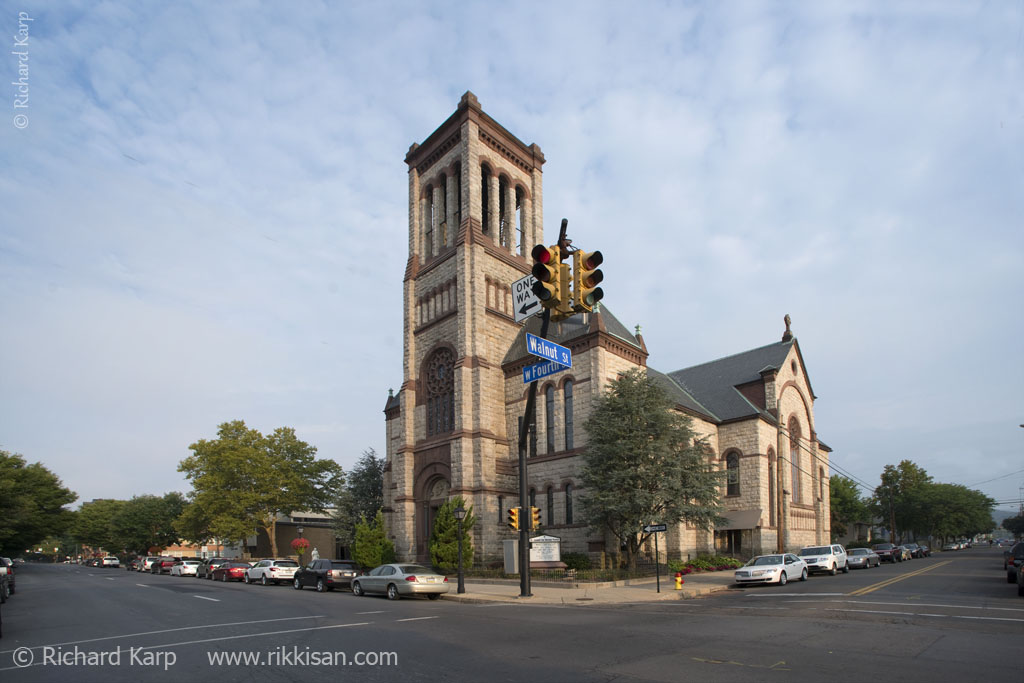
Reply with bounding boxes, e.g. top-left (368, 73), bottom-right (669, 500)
top-left (425, 348), bottom-right (455, 436)
top-left (546, 487), bottom-right (554, 526)
top-left (768, 450), bottom-right (776, 527)
top-left (454, 163), bottom-right (462, 225)
top-left (819, 467), bottom-right (825, 500)
top-left (437, 173), bottom-right (447, 247)
top-left (726, 452), bottom-right (740, 496)
top-left (481, 166), bottom-right (490, 233)
top-left (498, 176), bottom-right (509, 247)
top-left (515, 186), bottom-right (525, 256)
top-left (424, 185), bottom-right (433, 257)
top-left (563, 380), bottom-right (574, 451)
top-left (789, 417), bottom-right (801, 504)
top-left (565, 484), bottom-right (574, 524)
top-left (545, 385), bottom-right (555, 453)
